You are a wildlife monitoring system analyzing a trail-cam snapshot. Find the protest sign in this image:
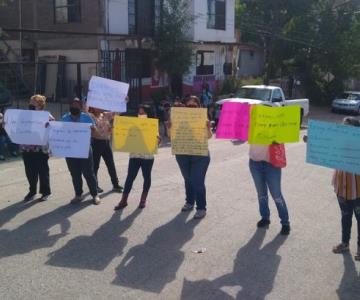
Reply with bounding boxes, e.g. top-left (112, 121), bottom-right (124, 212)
top-left (4, 109), bottom-right (50, 145)
top-left (248, 105), bottom-right (300, 144)
top-left (306, 120), bottom-right (360, 173)
top-left (216, 102), bottom-right (250, 141)
top-left (113, 116), bottom-right (159, 155)
top-left (48, 122), bottom-right (91, 158)
top-left (86, 76), bottom-right (129, 112)
top-left (170, 107), bottom-right (208, 156)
